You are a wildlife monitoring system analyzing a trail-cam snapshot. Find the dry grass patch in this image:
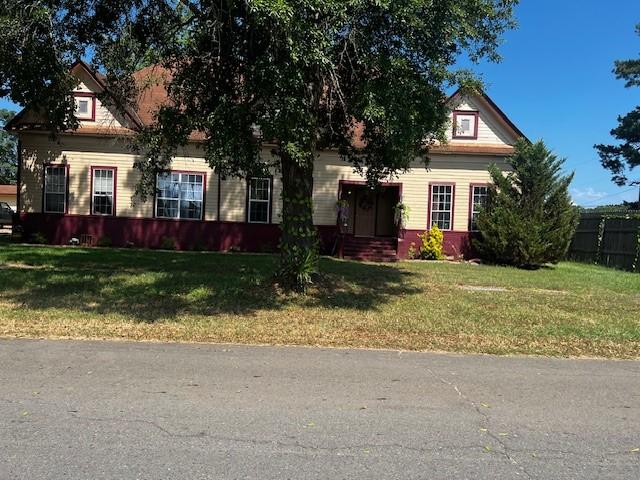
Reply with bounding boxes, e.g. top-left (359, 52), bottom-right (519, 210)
top-left (0, 240), bottom-right (639, 358)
